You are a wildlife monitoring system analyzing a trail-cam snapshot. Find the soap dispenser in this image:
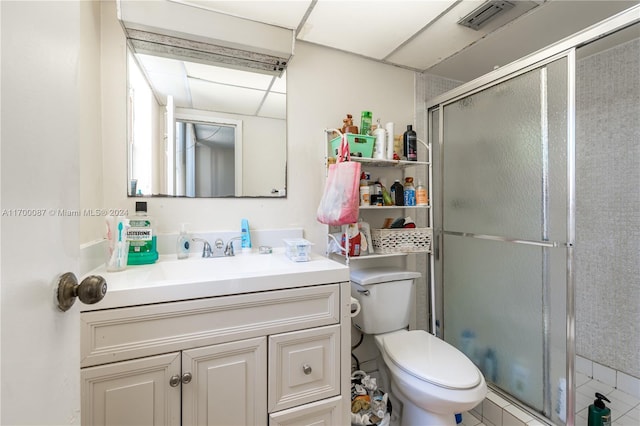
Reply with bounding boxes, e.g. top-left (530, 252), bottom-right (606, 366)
top-left (176, 223), bottom-right (190, 259)
top-left (588, 392), bottom-right (611, 426)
